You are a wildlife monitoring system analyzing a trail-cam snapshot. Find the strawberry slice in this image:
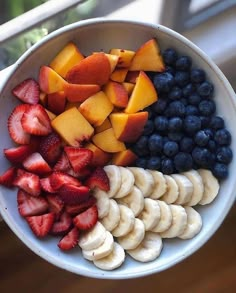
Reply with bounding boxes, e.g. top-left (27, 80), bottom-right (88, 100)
top-left (49, 171), bottom-right (81, 190)
top-left (67, 166), bottom-right (91, 180)
top-left (46, 194), bottom-right (64, 219)
top-left (8, 104), bottom-right (31, 144)
top-left (39, 132), bottom-right (62, 165)
top-left (65, 196), bottom-right (96, 216)
top-left (26, 212), bottom-right (55, 238)
top-left (50, 212), bottom-right (72, 235)
top-left (58, 184), bottom-right (90, 204)
top-left (53, 152), bottom-right (71, 172)
top-left (0, 167), bottom-right (17, 187)
top-left (23, 152), bottom-right (52, 175)
top-left (64, 147), bottom-right (93, 172)
top-left (12, 78), bottom-right (40, 105)
top-left (13, 169), bottom-right (41, 196)
top-left (17, 189), bottom-right (49, 217)
top-left (85, 167), bottom-right (110, 191)
top-left (73, 205), bottom-right (98, 231)
top-left (4, 145), bottom-right (33, 164)
top-left (21, 104), bottom-right (52, 136)
top-left (58, 227), bottom-right (79, 251)
top-left (40, 177), bottom-right (57, 193)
